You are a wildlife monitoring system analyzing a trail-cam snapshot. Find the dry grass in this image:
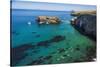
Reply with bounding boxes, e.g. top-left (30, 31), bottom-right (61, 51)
top-left (71, 10), bottom-right (96, 16)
